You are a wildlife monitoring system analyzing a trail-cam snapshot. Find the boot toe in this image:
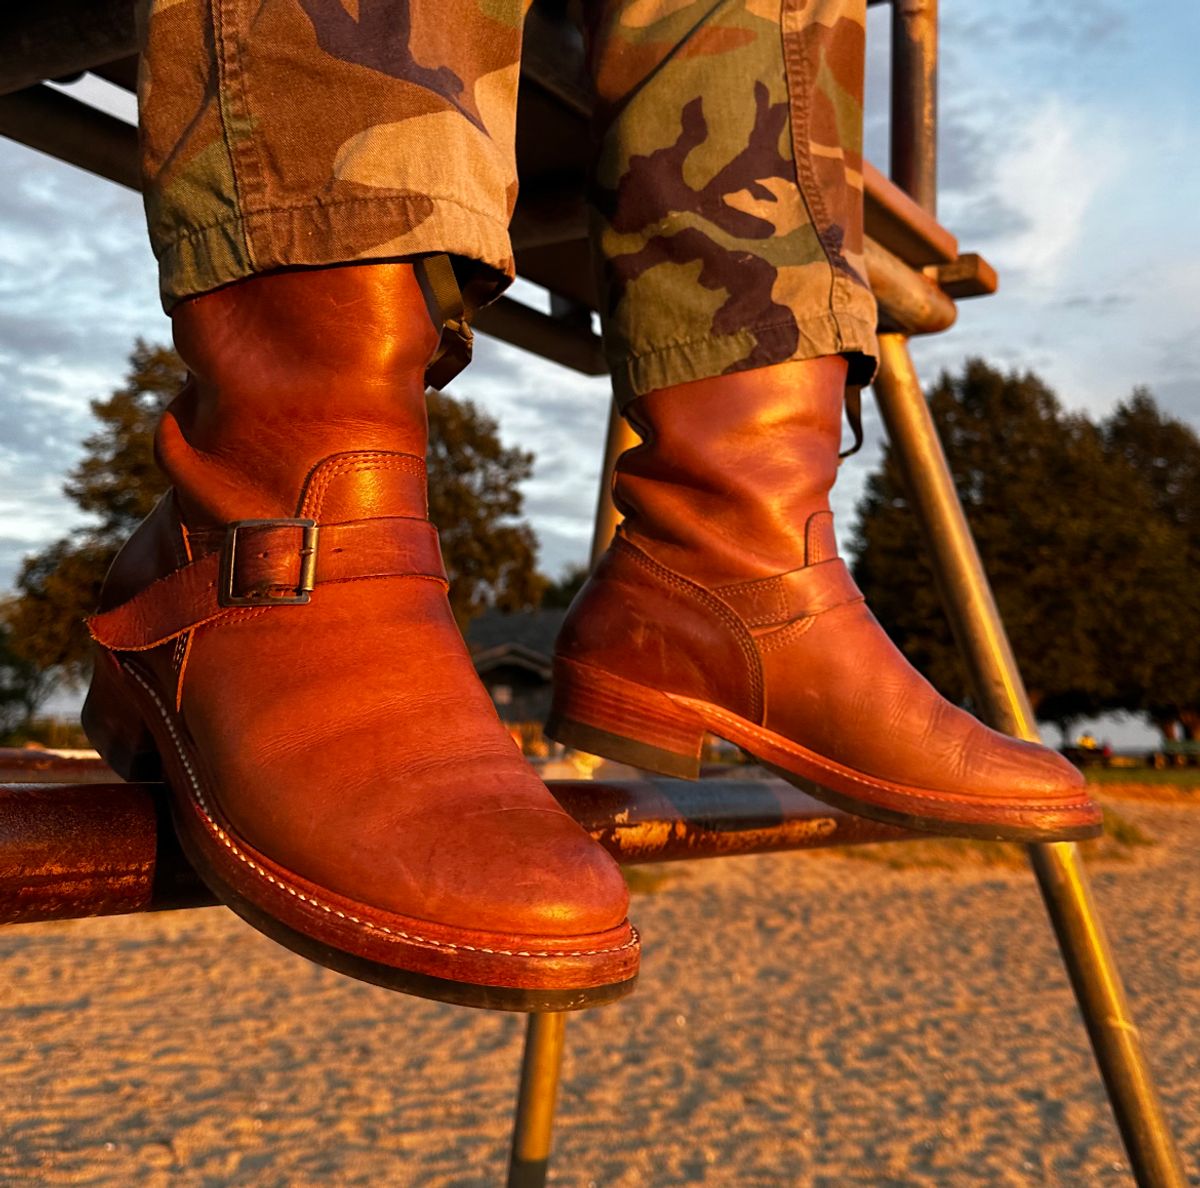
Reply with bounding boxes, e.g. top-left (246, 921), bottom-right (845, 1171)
top-left (962, 728), bottom-right (1089, 804)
